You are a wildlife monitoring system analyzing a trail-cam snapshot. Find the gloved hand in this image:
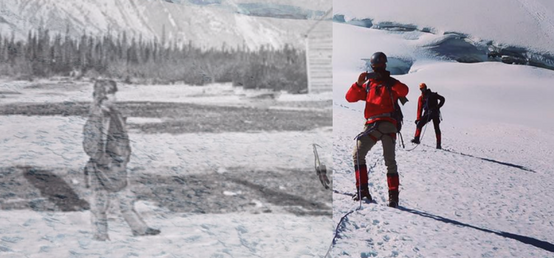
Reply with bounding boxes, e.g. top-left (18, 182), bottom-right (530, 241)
top-left (414, 120), bottom-right (419, 125)
top-left (357, 72), bottom-right (368, 87)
